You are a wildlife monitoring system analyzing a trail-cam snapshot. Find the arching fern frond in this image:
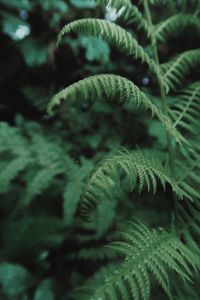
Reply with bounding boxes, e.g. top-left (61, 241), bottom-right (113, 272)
top-left (57, 18), bottom-right (158, 75)
top-left (47, 74), bottom-right (183, 142)
top-left (161, 49), bottom-right (200, 92)
top-left (96, 0), bottom-right (150, 35)
top-left (155, 14), bottom-right (200, 43)
top-left (78, 149), bottom-right (184, 220)
top-left (87, 220), bottom-right (199, 300)
top-left (169, 82), bottom-right (200, 134)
